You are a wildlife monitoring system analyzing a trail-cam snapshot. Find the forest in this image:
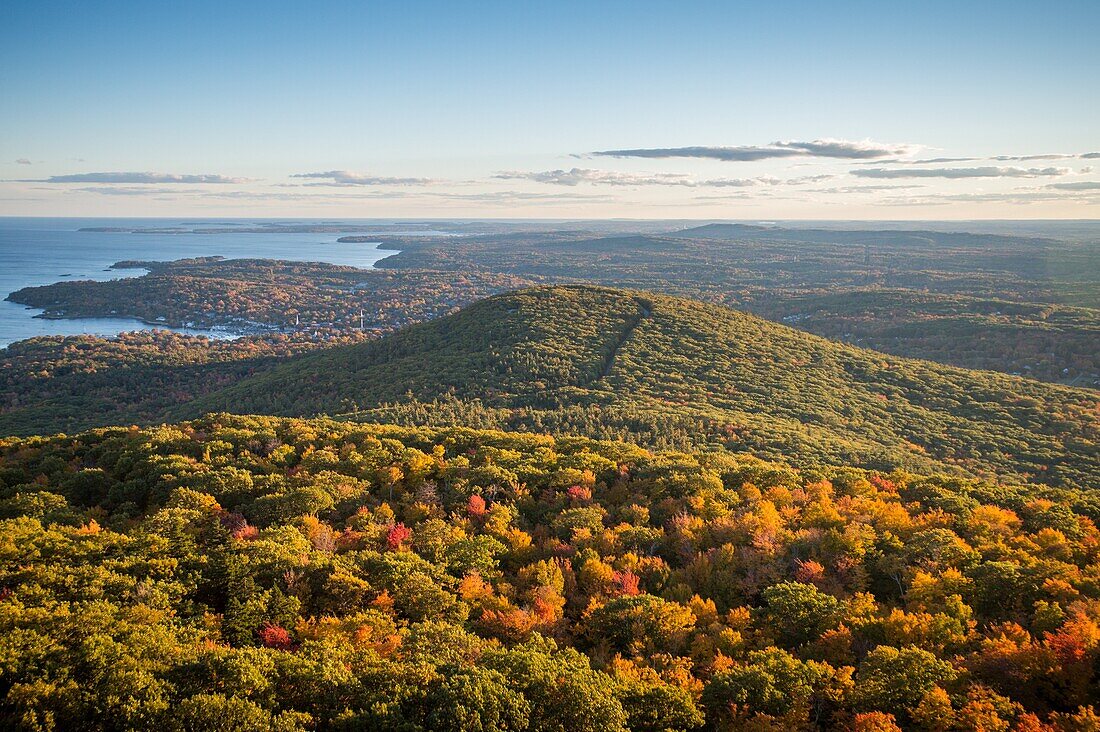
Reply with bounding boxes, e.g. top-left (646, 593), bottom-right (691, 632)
top-left (10, 226), bottom-right (1100, 391)
top-left (9, 225), bottom-right (1097, 390)
top-left (4, 0), bottom-right (1097, 727)
top-left (369, 226), bottom-right (1099, 388)
top-left (1, 227), bottom-right (1098, 730)
top-left (3, 283), bottom-right (1097, 482)
top-left (7, 258), bottom-right (534, 334)
top-left (1, 414), bottom-right (1098, 730)
top-left (749, 291), bottom-right (1099, 388)
top-left (0, 330), bottom-right (370, 436)
top-left (182, 287), bottom-right (1099, 489)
